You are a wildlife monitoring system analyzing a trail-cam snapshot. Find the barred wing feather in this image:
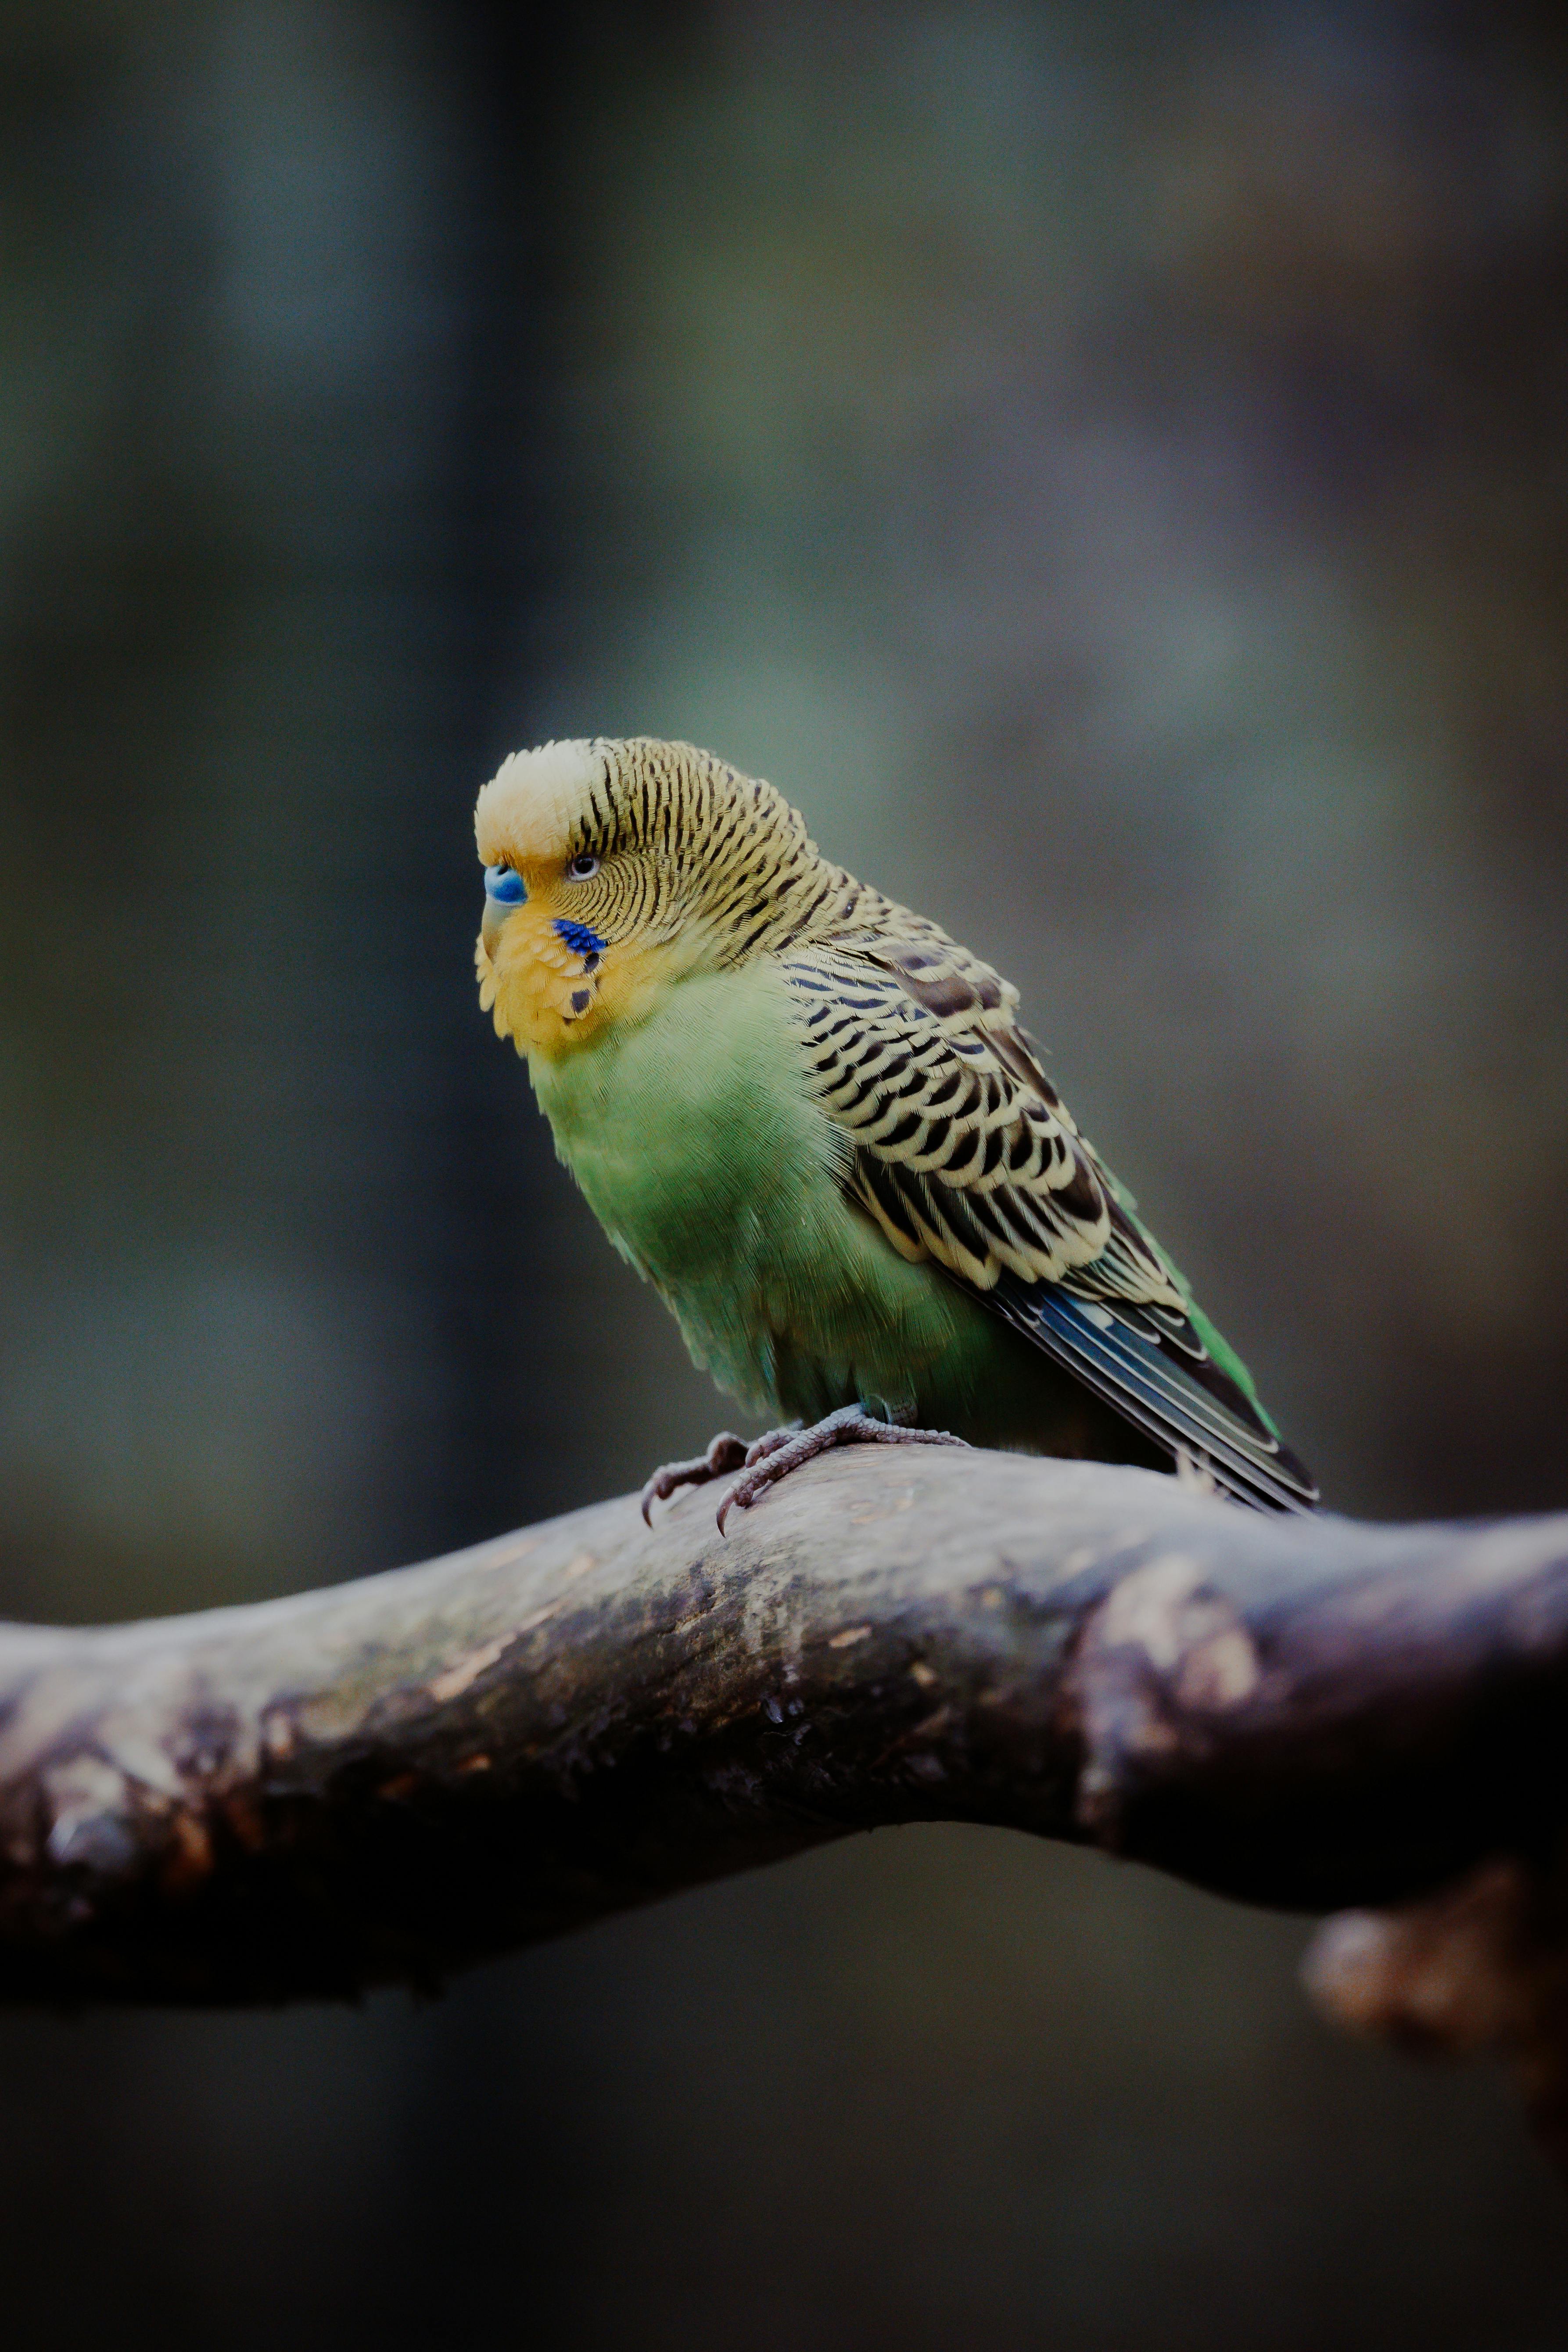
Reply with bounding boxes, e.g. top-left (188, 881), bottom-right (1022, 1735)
top-left (783, 933), bottom-right (1317, 1515)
